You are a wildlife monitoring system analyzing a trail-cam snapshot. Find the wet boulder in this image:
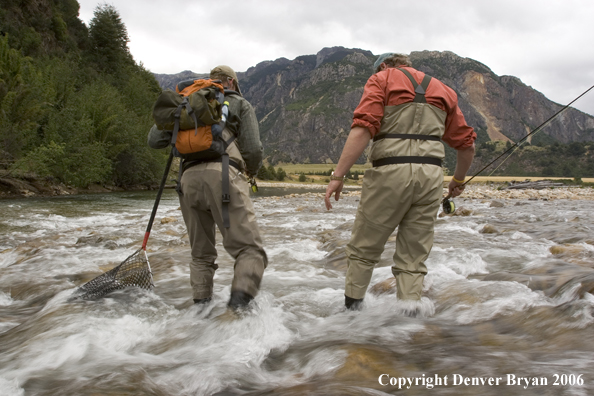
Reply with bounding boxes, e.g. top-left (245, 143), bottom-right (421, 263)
top-left (480, 224), bottom-right (499, 234)
top-left (369, 278), bottom-right (396, 295)
top-left (75, 235), bottom-right (119, 250)
top-left (490, 200), bottom-right (505, 208)
top-left (453, 207), bottom-right (473, 216)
